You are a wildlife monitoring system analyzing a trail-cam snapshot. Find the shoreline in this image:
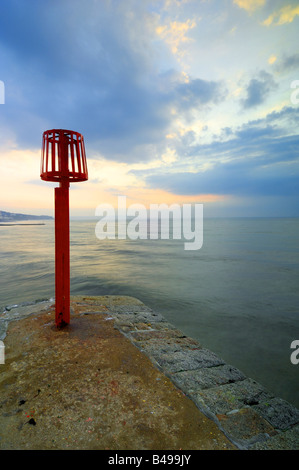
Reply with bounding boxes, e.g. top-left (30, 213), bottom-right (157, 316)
top-left (0, 223), bottom-right (46, 226)
top-left (0, 295), bottom-right (298, 450)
